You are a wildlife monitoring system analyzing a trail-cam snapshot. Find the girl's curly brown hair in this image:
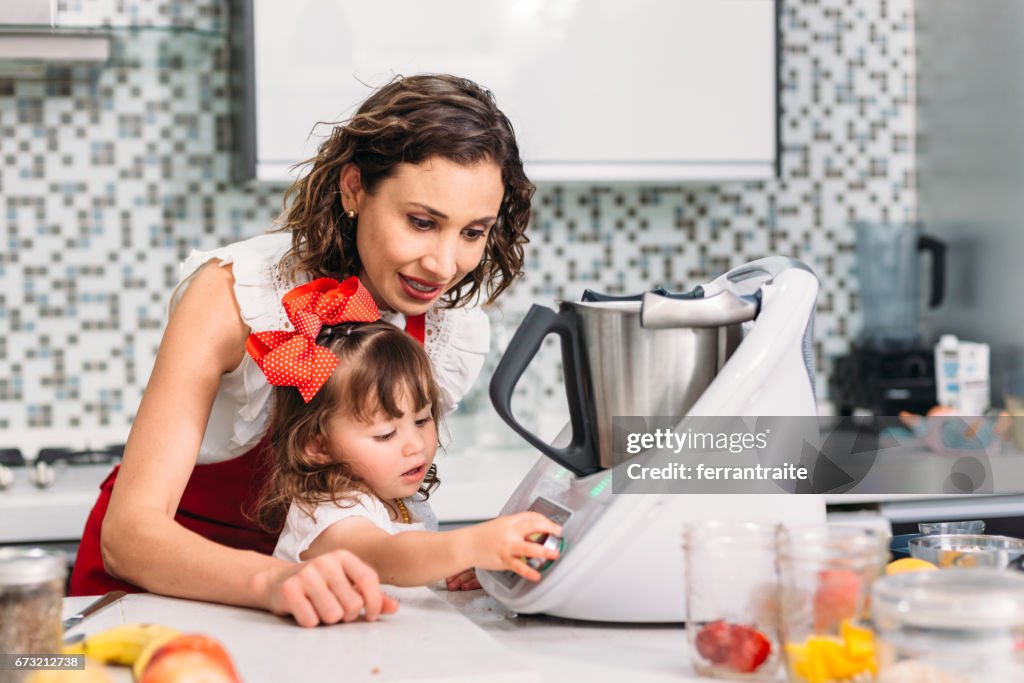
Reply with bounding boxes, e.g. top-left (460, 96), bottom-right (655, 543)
top-left (276, 73), bottom-right (535, 308)
top-left (254, 321), bottom-right (442, 533)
